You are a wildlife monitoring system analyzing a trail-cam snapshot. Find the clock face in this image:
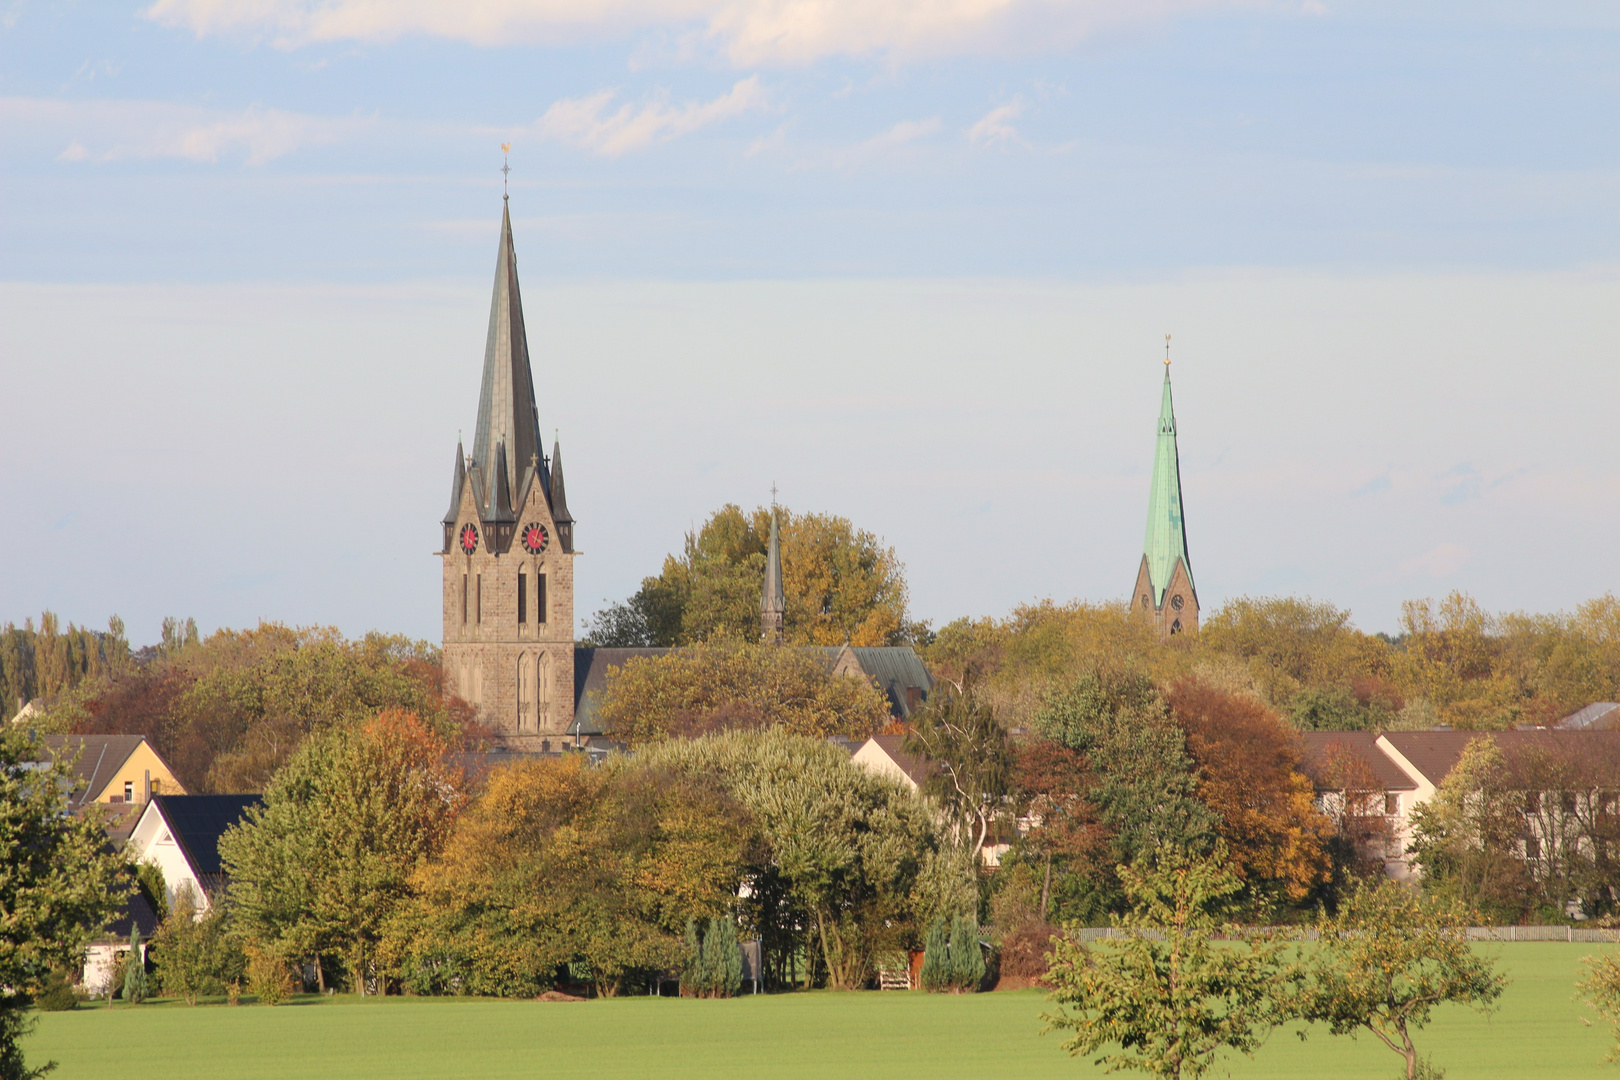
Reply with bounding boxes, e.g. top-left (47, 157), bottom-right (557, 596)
top-left (459, 523), bottom-right (479, 554)
top-left (1171, 594), bottom-right (1185, 611)
top-left (520, 522), bottom-right (550, 555)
